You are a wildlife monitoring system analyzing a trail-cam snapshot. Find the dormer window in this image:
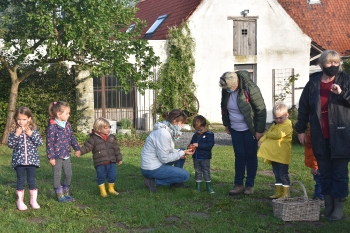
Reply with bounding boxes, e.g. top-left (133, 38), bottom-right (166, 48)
top-left (126, 24), bottom-right (135, 33)
top-left (144, 14), bottom-right (168, 38)
top-left (308, 0), bottom-right (321, 4)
